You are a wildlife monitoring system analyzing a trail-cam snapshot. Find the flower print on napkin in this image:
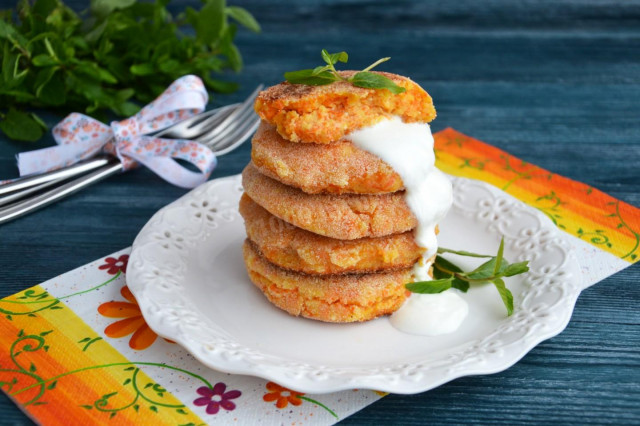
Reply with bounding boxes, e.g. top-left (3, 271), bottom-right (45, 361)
top-left (98, 285), bottom-right (173, 350)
